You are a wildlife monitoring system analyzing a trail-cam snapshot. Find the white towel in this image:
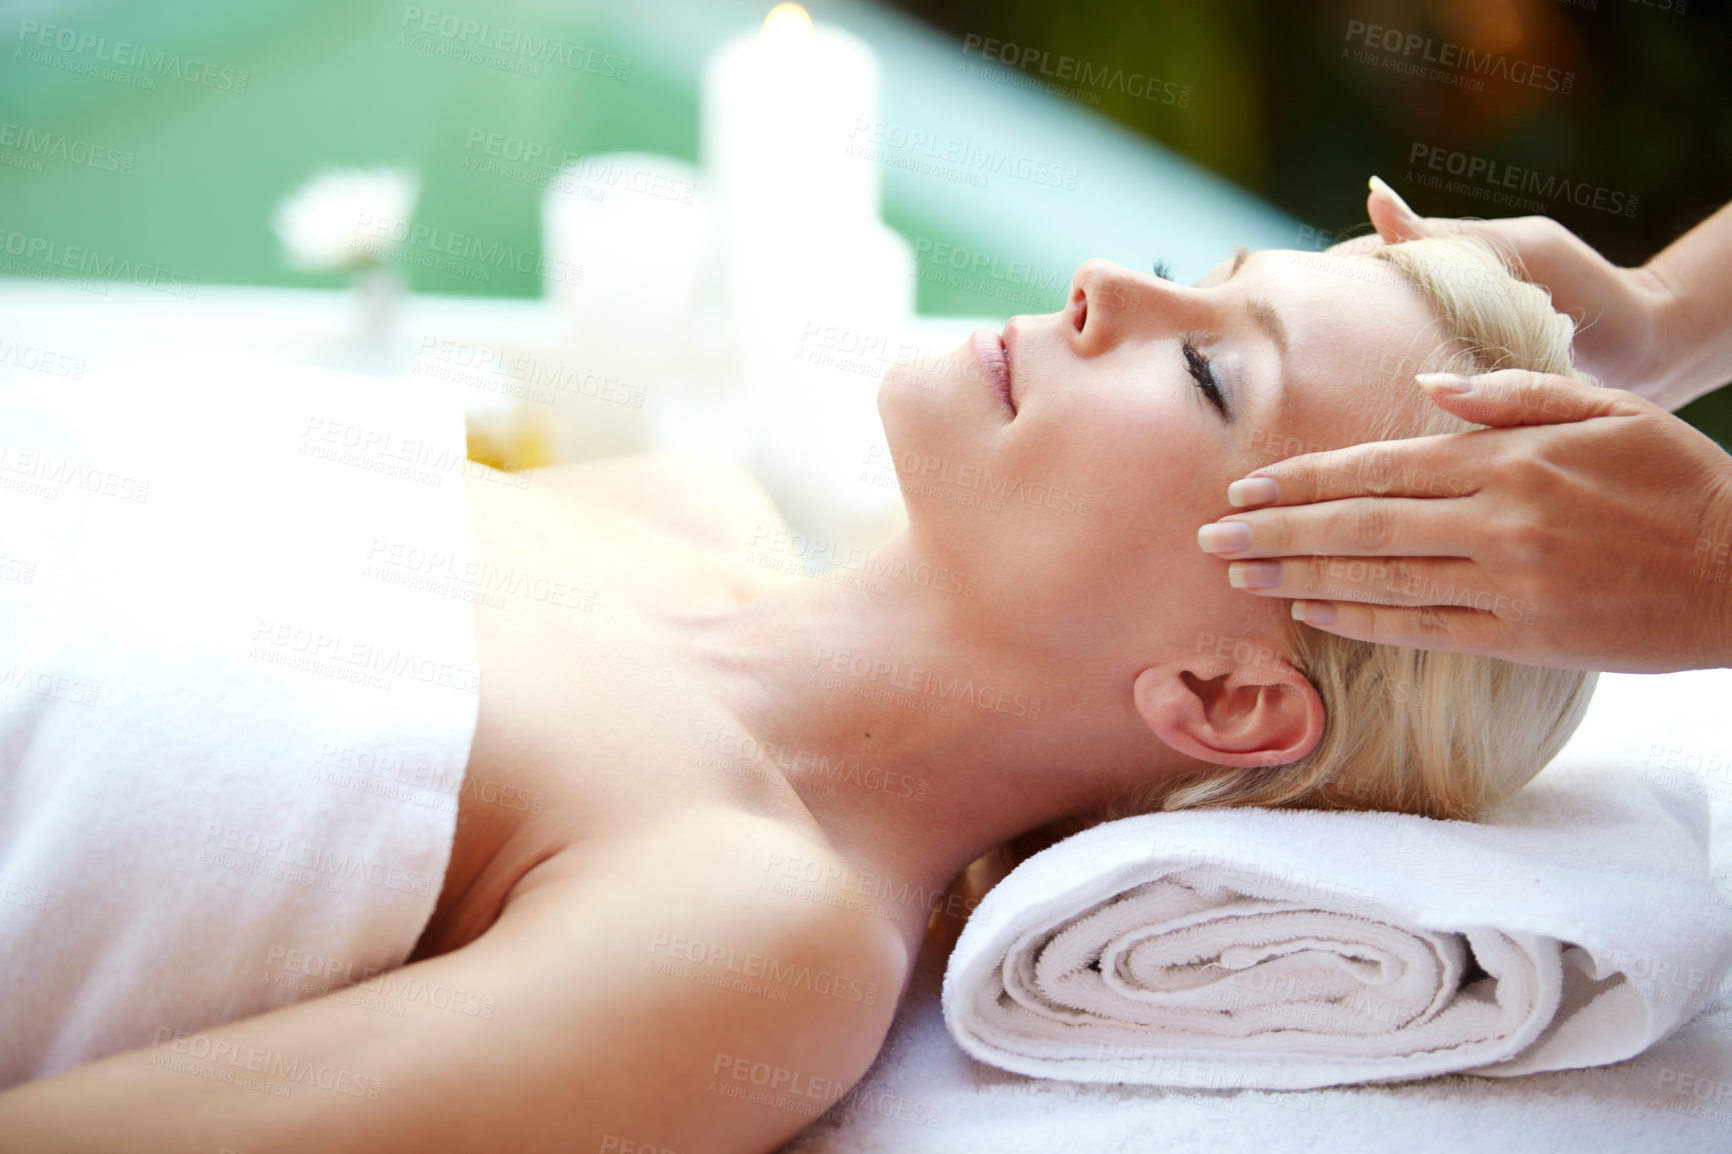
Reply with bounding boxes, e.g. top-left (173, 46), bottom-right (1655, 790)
top-left (0, 352), bottom-right (483, 1088)
top-left (942, 706), bottom-right (1732, 1090)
